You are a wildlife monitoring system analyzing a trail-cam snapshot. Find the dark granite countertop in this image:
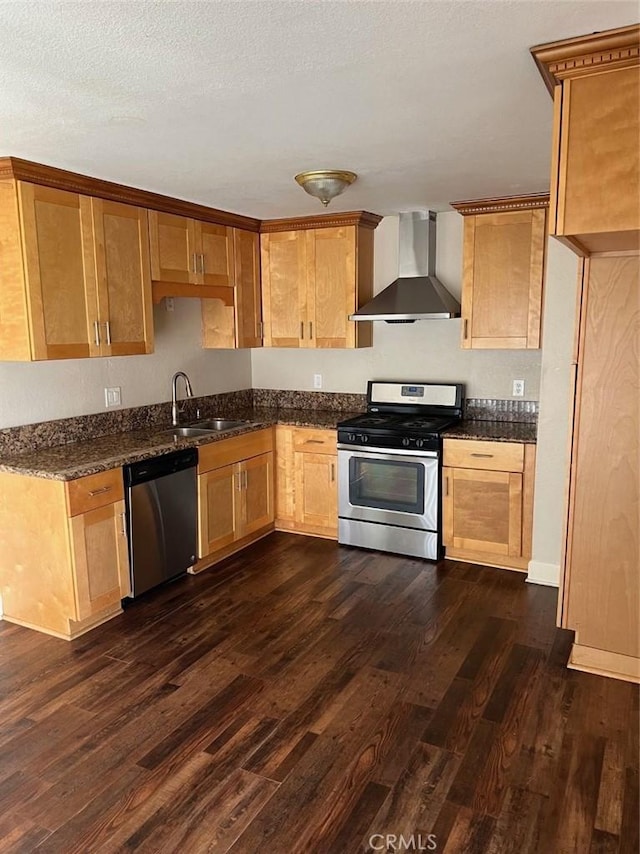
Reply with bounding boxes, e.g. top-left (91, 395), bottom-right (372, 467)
top-left (0, 407), bottom-right (361, 481)
top-left (443, 420), bottom-right (537, 444)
